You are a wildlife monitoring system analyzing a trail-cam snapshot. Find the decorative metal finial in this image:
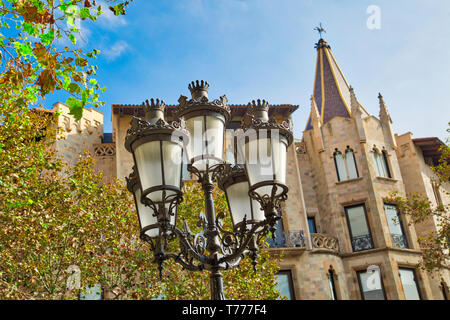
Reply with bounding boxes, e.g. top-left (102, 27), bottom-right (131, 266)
top-left (188, 80), bottom-right (210, 100)
top-left (142, 98), bottom-right (166, 122)
top-left (314, 23), bottom-right (326, 39)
